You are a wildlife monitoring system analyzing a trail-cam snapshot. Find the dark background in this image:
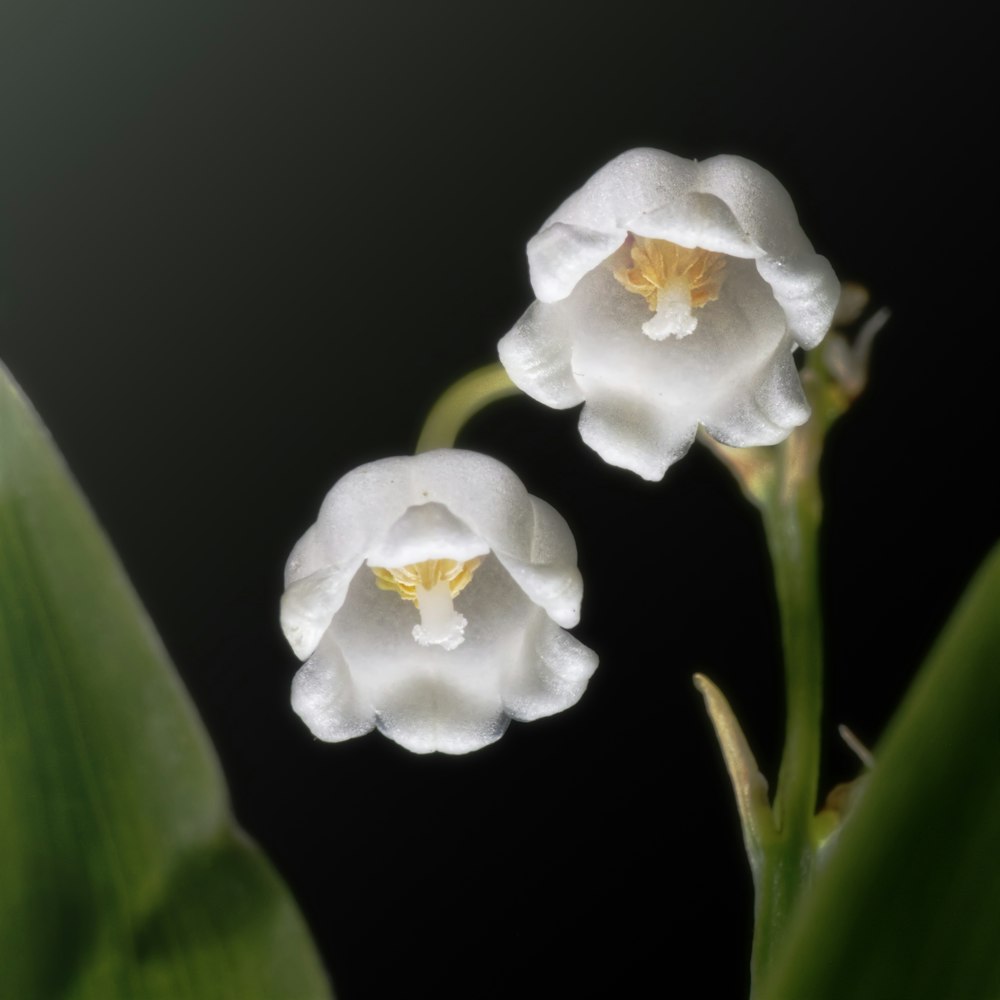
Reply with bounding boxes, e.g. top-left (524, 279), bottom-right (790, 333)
top-left (1, 2), bottom-right (996, 997)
